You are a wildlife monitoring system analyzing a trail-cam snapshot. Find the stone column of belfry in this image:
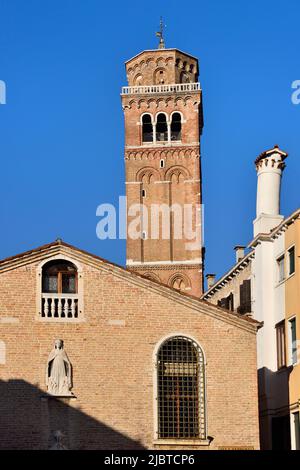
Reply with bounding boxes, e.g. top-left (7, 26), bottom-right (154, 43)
top-left (121, 48), bottom-right (204, 297)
